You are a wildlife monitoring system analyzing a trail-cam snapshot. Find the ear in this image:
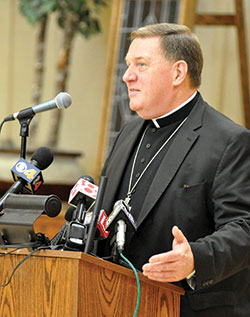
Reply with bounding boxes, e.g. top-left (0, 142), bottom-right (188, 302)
top-left (172, 60), bottom-right (188, 87)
